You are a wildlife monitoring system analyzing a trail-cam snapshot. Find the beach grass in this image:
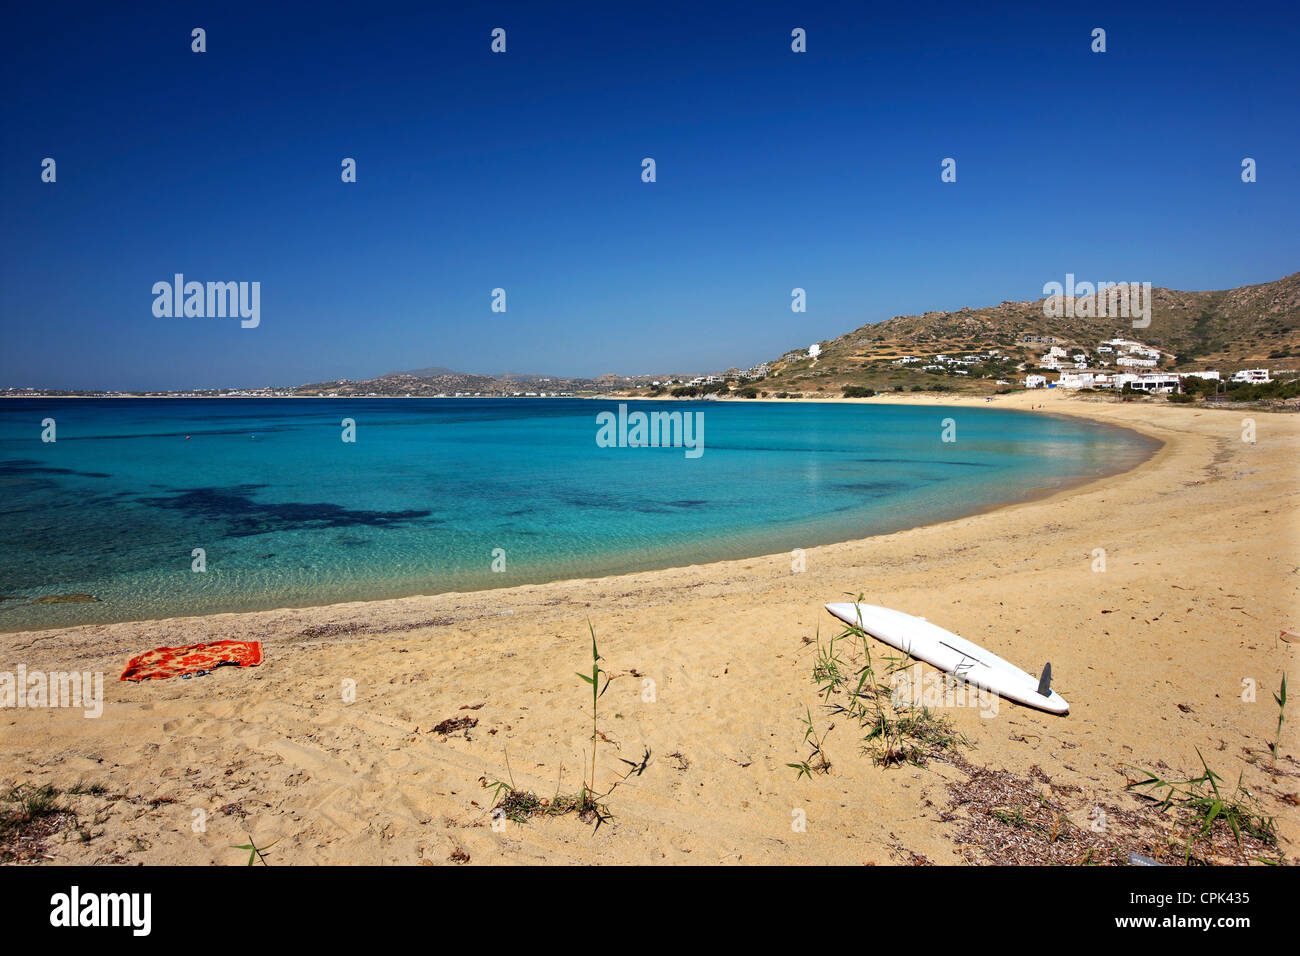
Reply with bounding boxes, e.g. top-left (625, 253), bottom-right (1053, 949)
top-left (1, 783), bottom-right (80, 863)
top-left (1127, 749), bottom-right (1280, 864)
top-left (483, 624), bottom-right (650, 830)
top-left (1271, 673), bottom-right (1287, 765)
top-left (792, 608), bottom-right (969, 774)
